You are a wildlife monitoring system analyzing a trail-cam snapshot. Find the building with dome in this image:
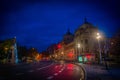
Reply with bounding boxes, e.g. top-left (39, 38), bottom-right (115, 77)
top-left (53, 18), bottom-right (105, 63)
top-left (74, 18), bottom-right (99, 62)
top-left (53, 29), bottom-right (75, 61)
